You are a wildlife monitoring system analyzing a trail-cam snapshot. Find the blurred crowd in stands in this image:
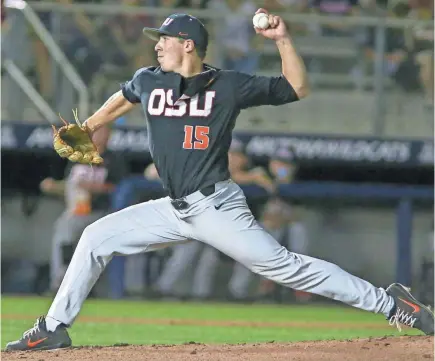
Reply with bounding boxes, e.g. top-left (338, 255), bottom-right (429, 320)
top-left (1, 0), bottom-right (433, 111)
